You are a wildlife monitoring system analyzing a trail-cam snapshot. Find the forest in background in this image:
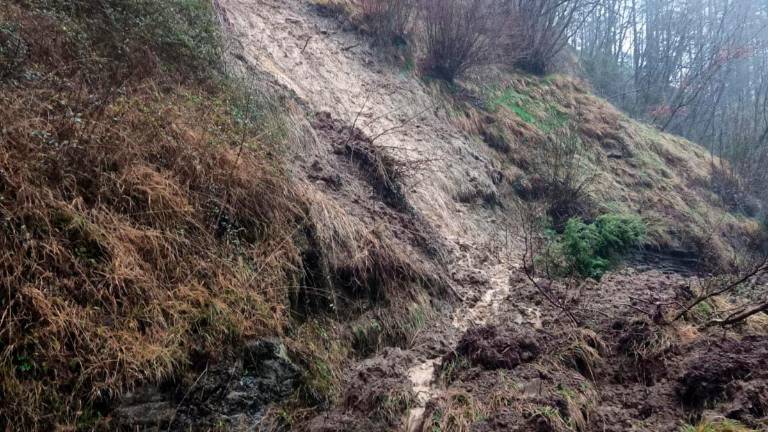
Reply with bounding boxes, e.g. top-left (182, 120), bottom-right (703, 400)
top-left (572, 0), bottom-right (768, 213)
